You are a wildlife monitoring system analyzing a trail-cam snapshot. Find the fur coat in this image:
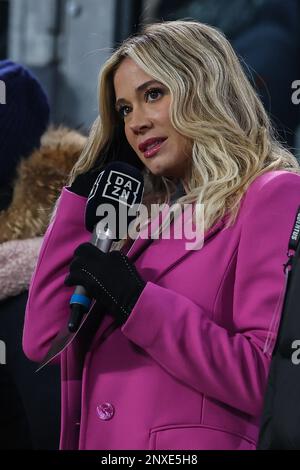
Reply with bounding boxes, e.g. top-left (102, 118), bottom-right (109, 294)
top-left (0, 126), bottom-right (87, 300)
